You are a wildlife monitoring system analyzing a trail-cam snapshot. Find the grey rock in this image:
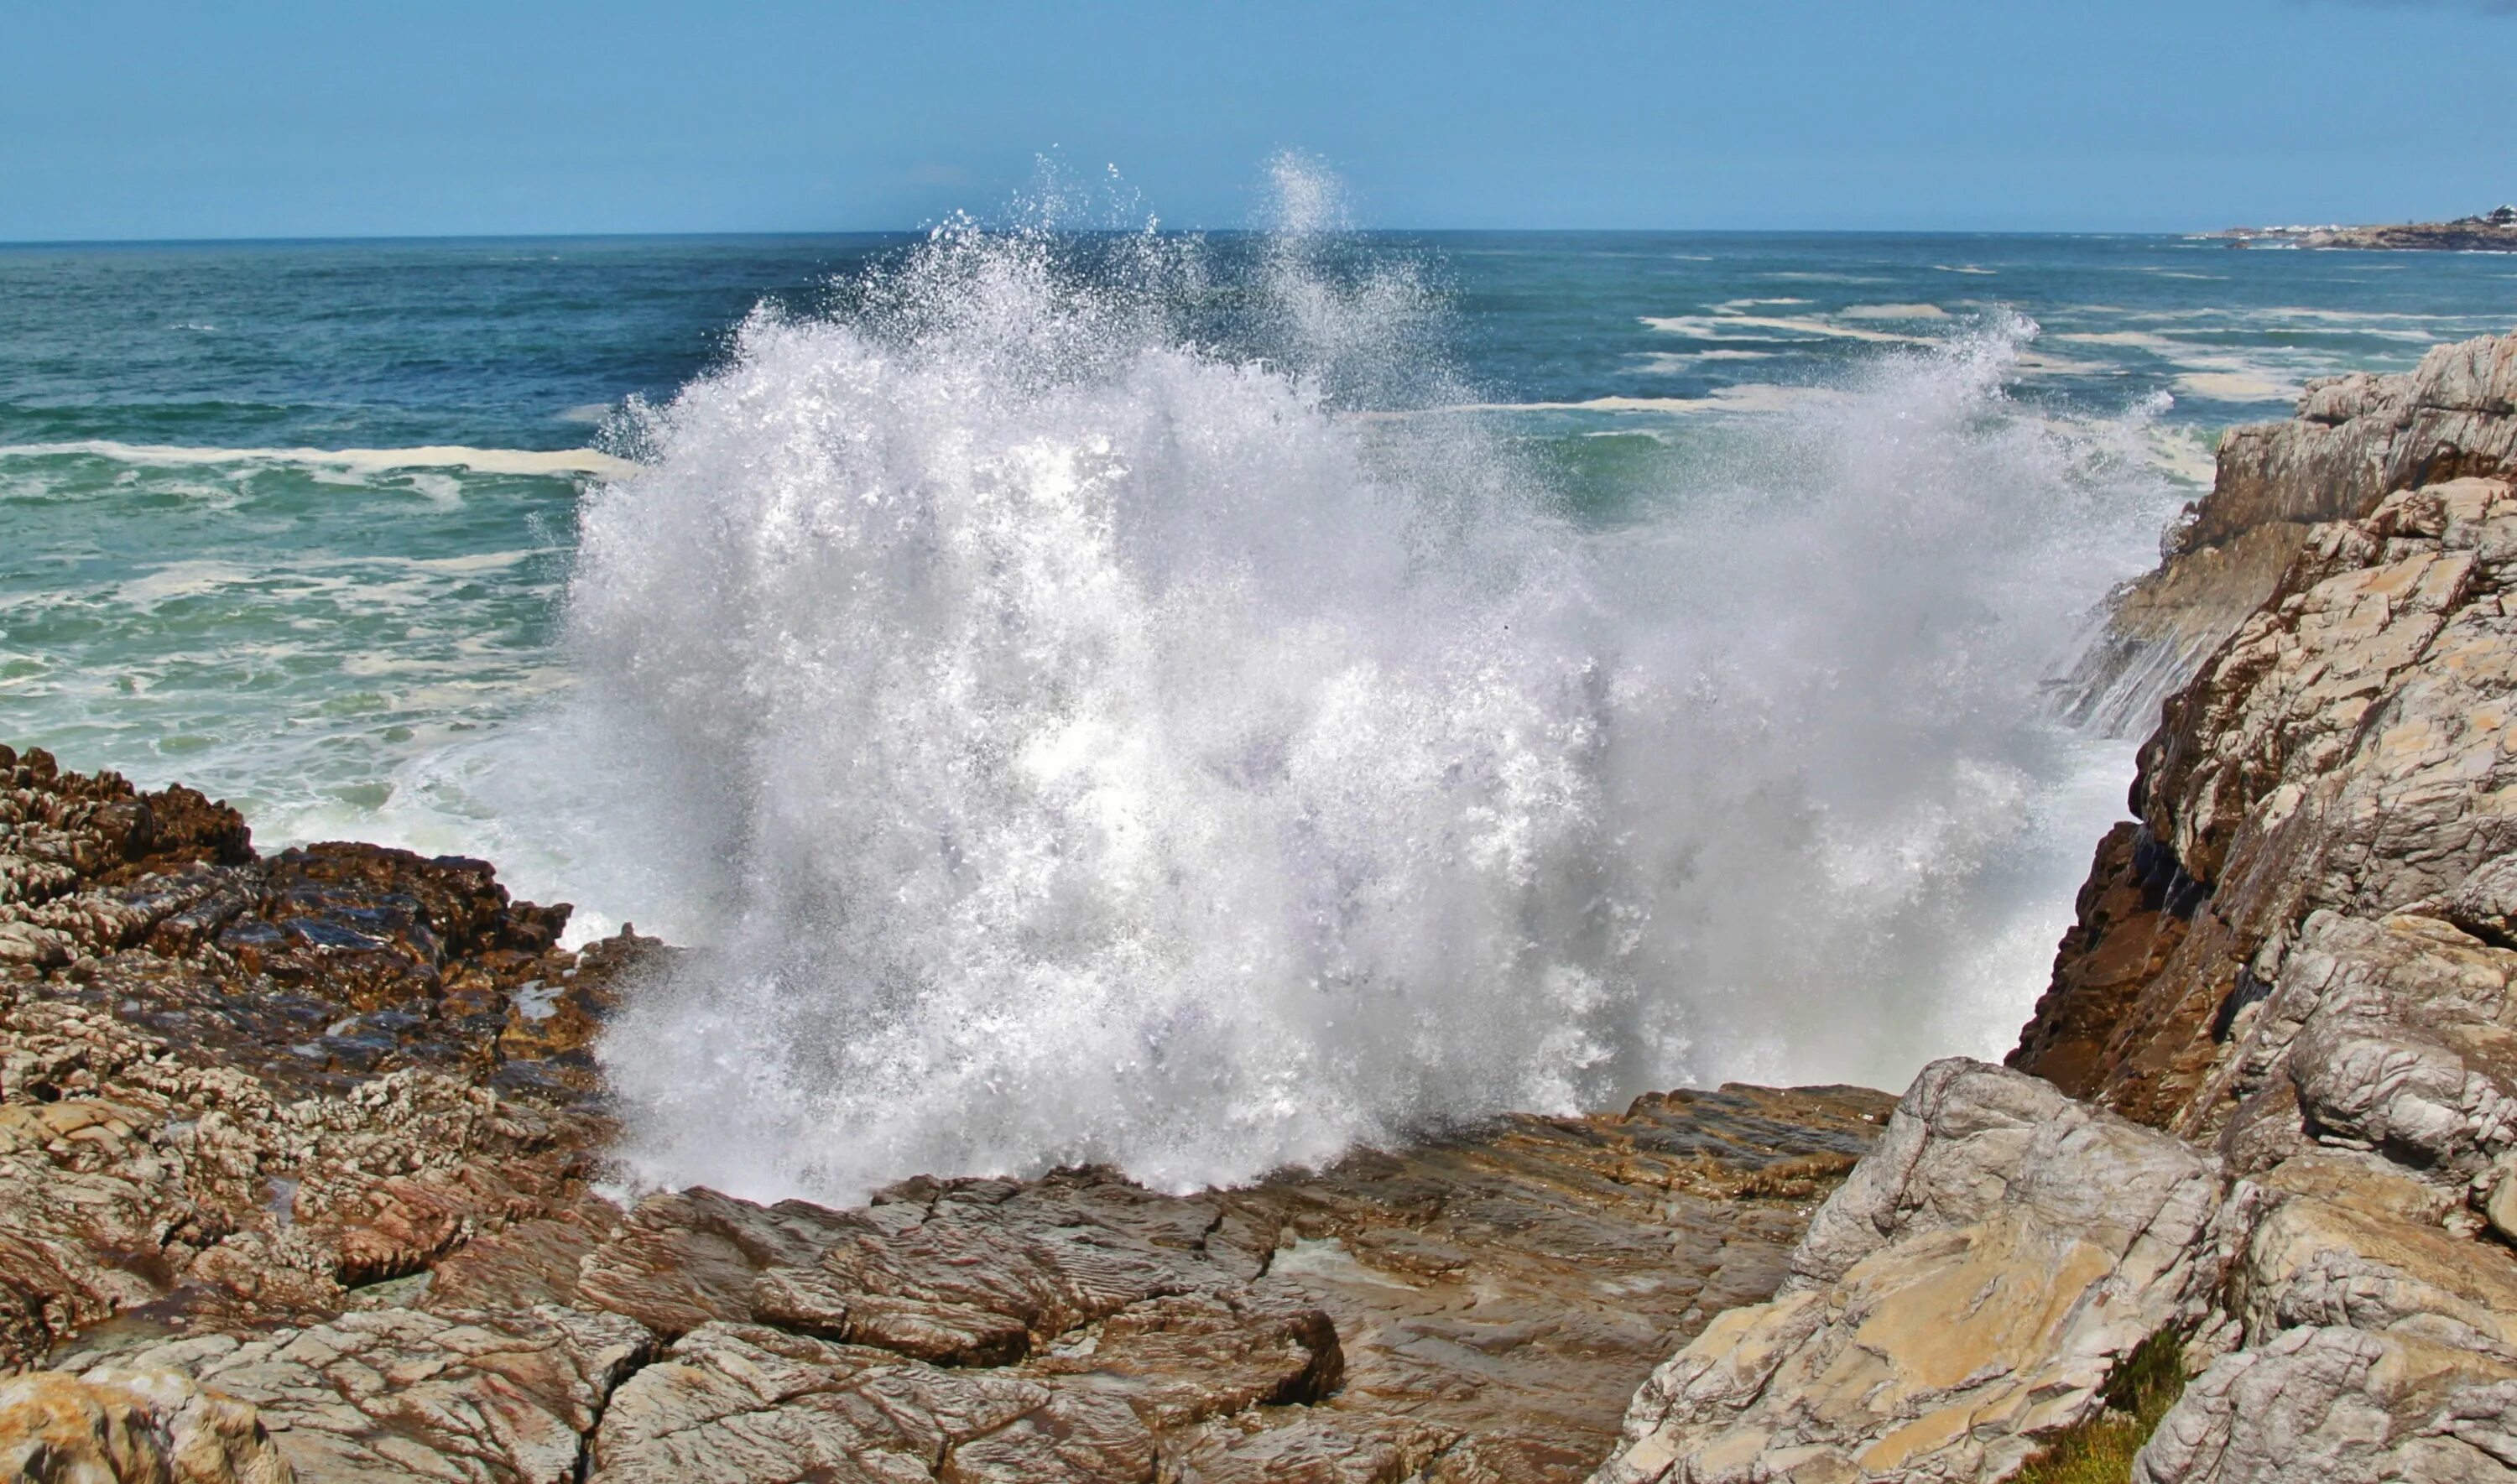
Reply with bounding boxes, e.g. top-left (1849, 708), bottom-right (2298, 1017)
top-left (100, 1306), bottom-right (649, 1484)
top-left (1592, 1060), bottom-right (2223, 1484)
top-left (2135, 1325), bottom-right (2517, 1484)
